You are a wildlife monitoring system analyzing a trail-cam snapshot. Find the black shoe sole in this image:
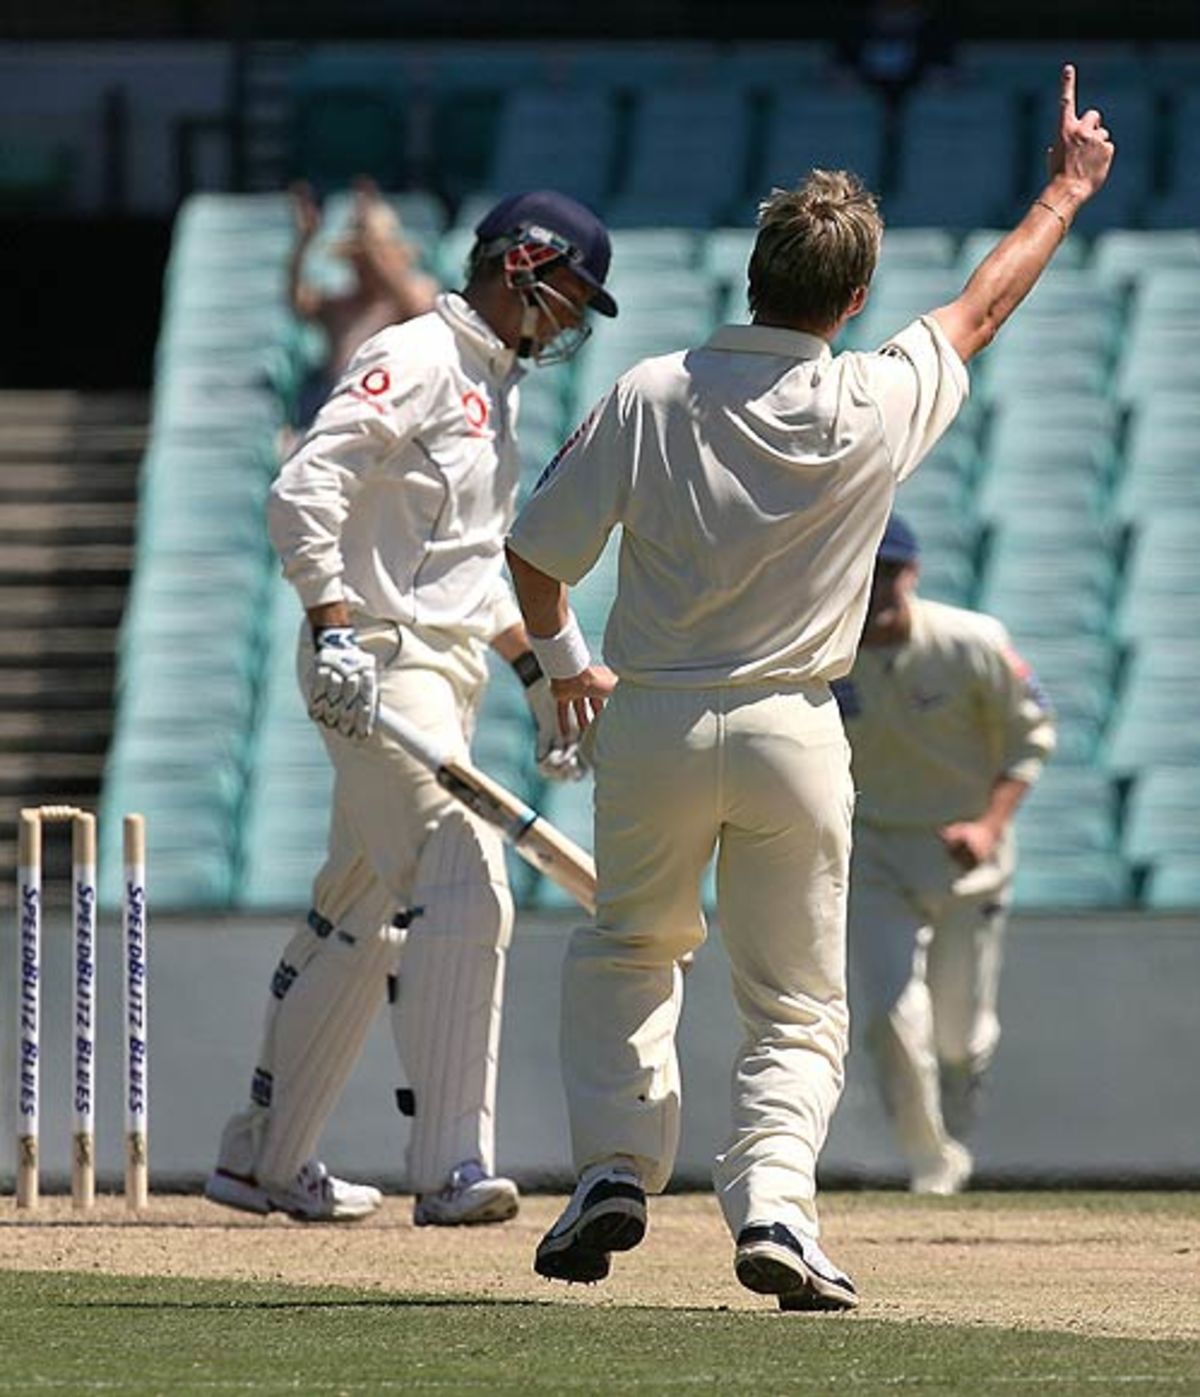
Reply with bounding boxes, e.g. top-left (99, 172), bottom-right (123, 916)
top-left (736, 1242), bottom-right (858, 1312)
top-left (534, 1202), bottom-right (646, 1284)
